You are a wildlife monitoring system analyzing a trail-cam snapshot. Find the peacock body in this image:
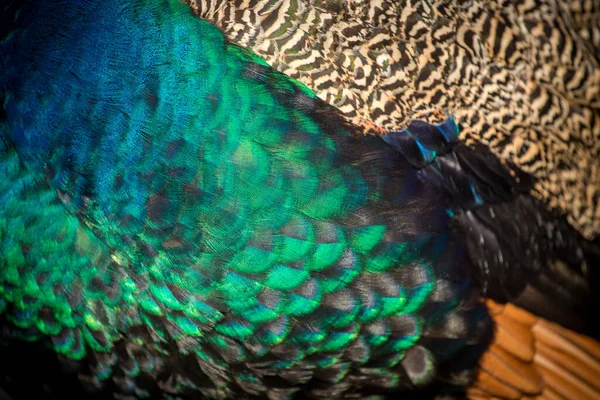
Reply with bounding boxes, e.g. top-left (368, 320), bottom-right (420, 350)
top-left (0, 0), bottom-right (598, 399)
